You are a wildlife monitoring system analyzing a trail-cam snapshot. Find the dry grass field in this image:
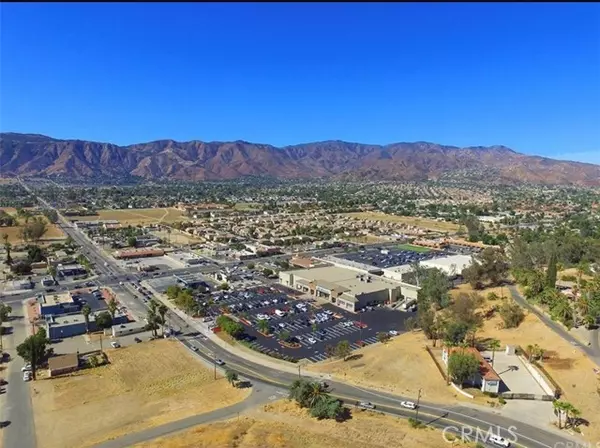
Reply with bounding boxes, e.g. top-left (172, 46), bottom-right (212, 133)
top-left (153, 229), bottom-right (202, 245)
top-left (30, 339), bottom-right (251, 448)
top-left (233, 202), bottom-right (262, 211)
top-left (341, 212), bottom-right (459, 232)
top-left (69, 208), bottom-right (187, 226)
top-left (136, 399), bottom-right (476, 448)
top-left (307, 331), bottom-right (460, 404)
top-left (0, 225), bottom-right (66, 244)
